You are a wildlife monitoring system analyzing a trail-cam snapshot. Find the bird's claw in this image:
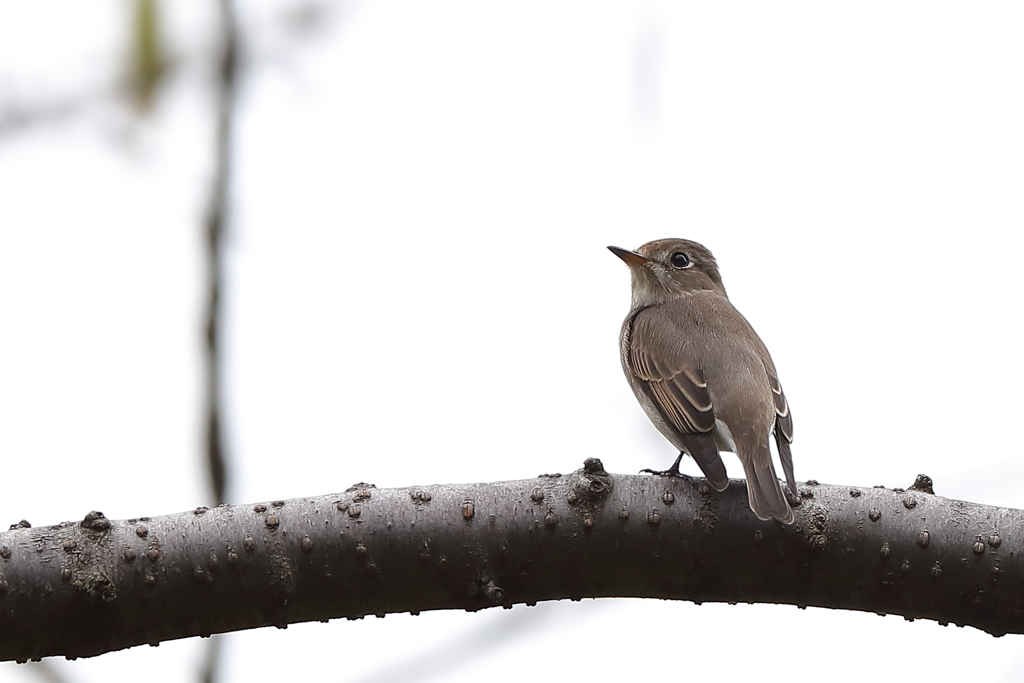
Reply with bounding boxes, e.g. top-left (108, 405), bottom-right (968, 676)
top-left (639, 468), bottom-right (691, 481)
